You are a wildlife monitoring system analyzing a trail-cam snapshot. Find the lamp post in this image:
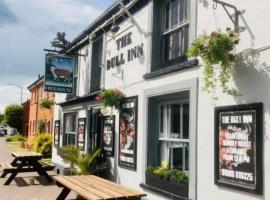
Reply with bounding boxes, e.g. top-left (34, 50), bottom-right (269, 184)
top-left (9, 83), bottom-right (23, 105)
